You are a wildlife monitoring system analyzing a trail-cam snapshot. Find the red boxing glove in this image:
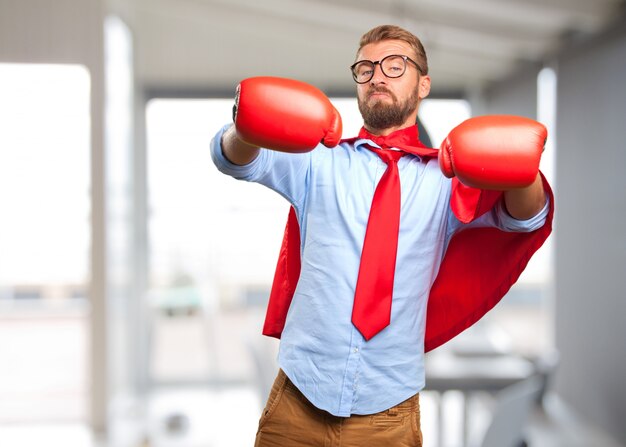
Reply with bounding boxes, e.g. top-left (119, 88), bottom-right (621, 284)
top-left (233, 76), bottom-right (342, 153)
top-left (439, 115), bottom-right (547, 189)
